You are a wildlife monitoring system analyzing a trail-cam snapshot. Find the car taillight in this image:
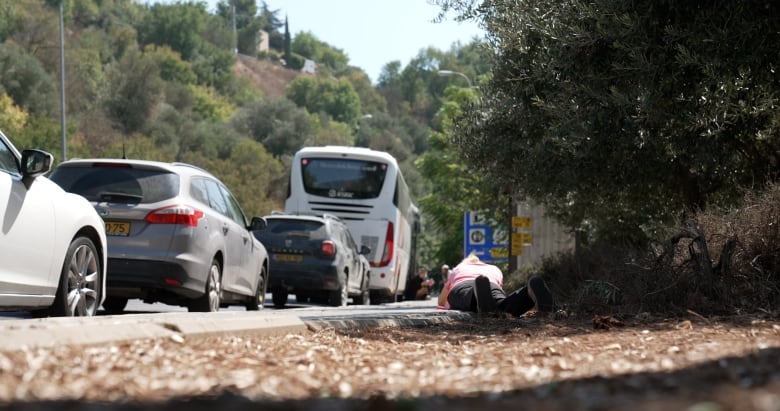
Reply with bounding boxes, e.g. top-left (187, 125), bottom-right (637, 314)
top-left (145, 205), bottom-right (204, 227)
top-left (372, 222), bottom-right (394, 267)
top-left (321, 240), bottom-right (336, 258)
